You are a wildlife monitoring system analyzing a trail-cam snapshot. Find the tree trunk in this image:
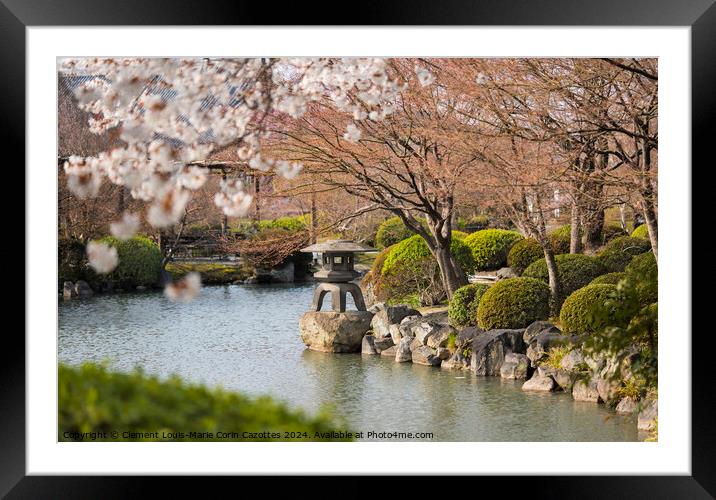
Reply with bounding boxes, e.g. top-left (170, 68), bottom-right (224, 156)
top-left (619, 204), bottom-right (628, 232)
top-left (310, 191), bottom-right (318, 244)
top-left (221, 173), bottom-right (228, 236)
top-left (433, 243), bottom-right (468, 299)
top-left (582, 184), bottom-right (604, 253)
top-left (569, 200), bottom-right (582, 254)
top-left (640, 189), bottom-right (659, 262)
top-left (253, 176), bottom-right (261, 223)
top-left (542, 245), bottom-right (562, 316)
